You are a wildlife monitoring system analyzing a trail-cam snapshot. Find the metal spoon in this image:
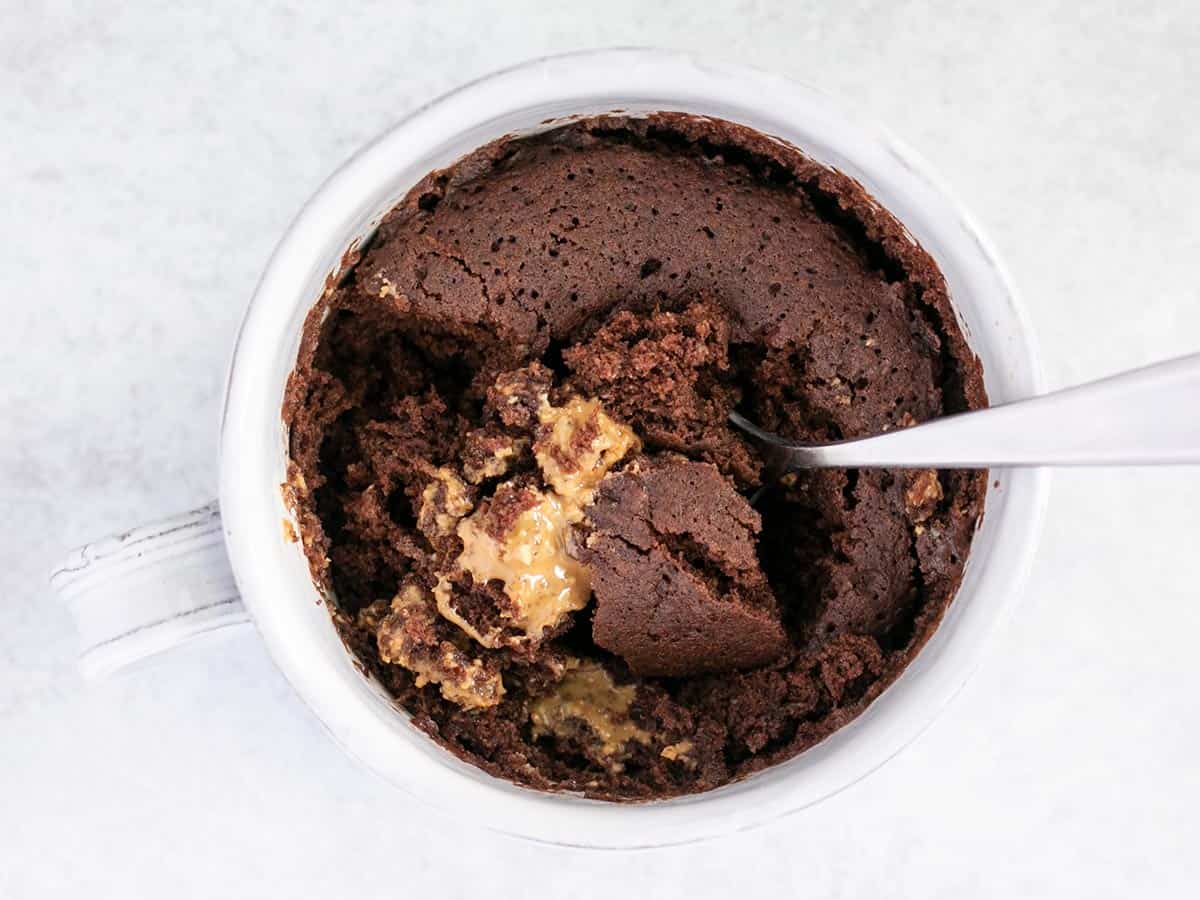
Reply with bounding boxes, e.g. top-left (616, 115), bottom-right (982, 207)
top-left (729, 354), bottom-right (1200, 471)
